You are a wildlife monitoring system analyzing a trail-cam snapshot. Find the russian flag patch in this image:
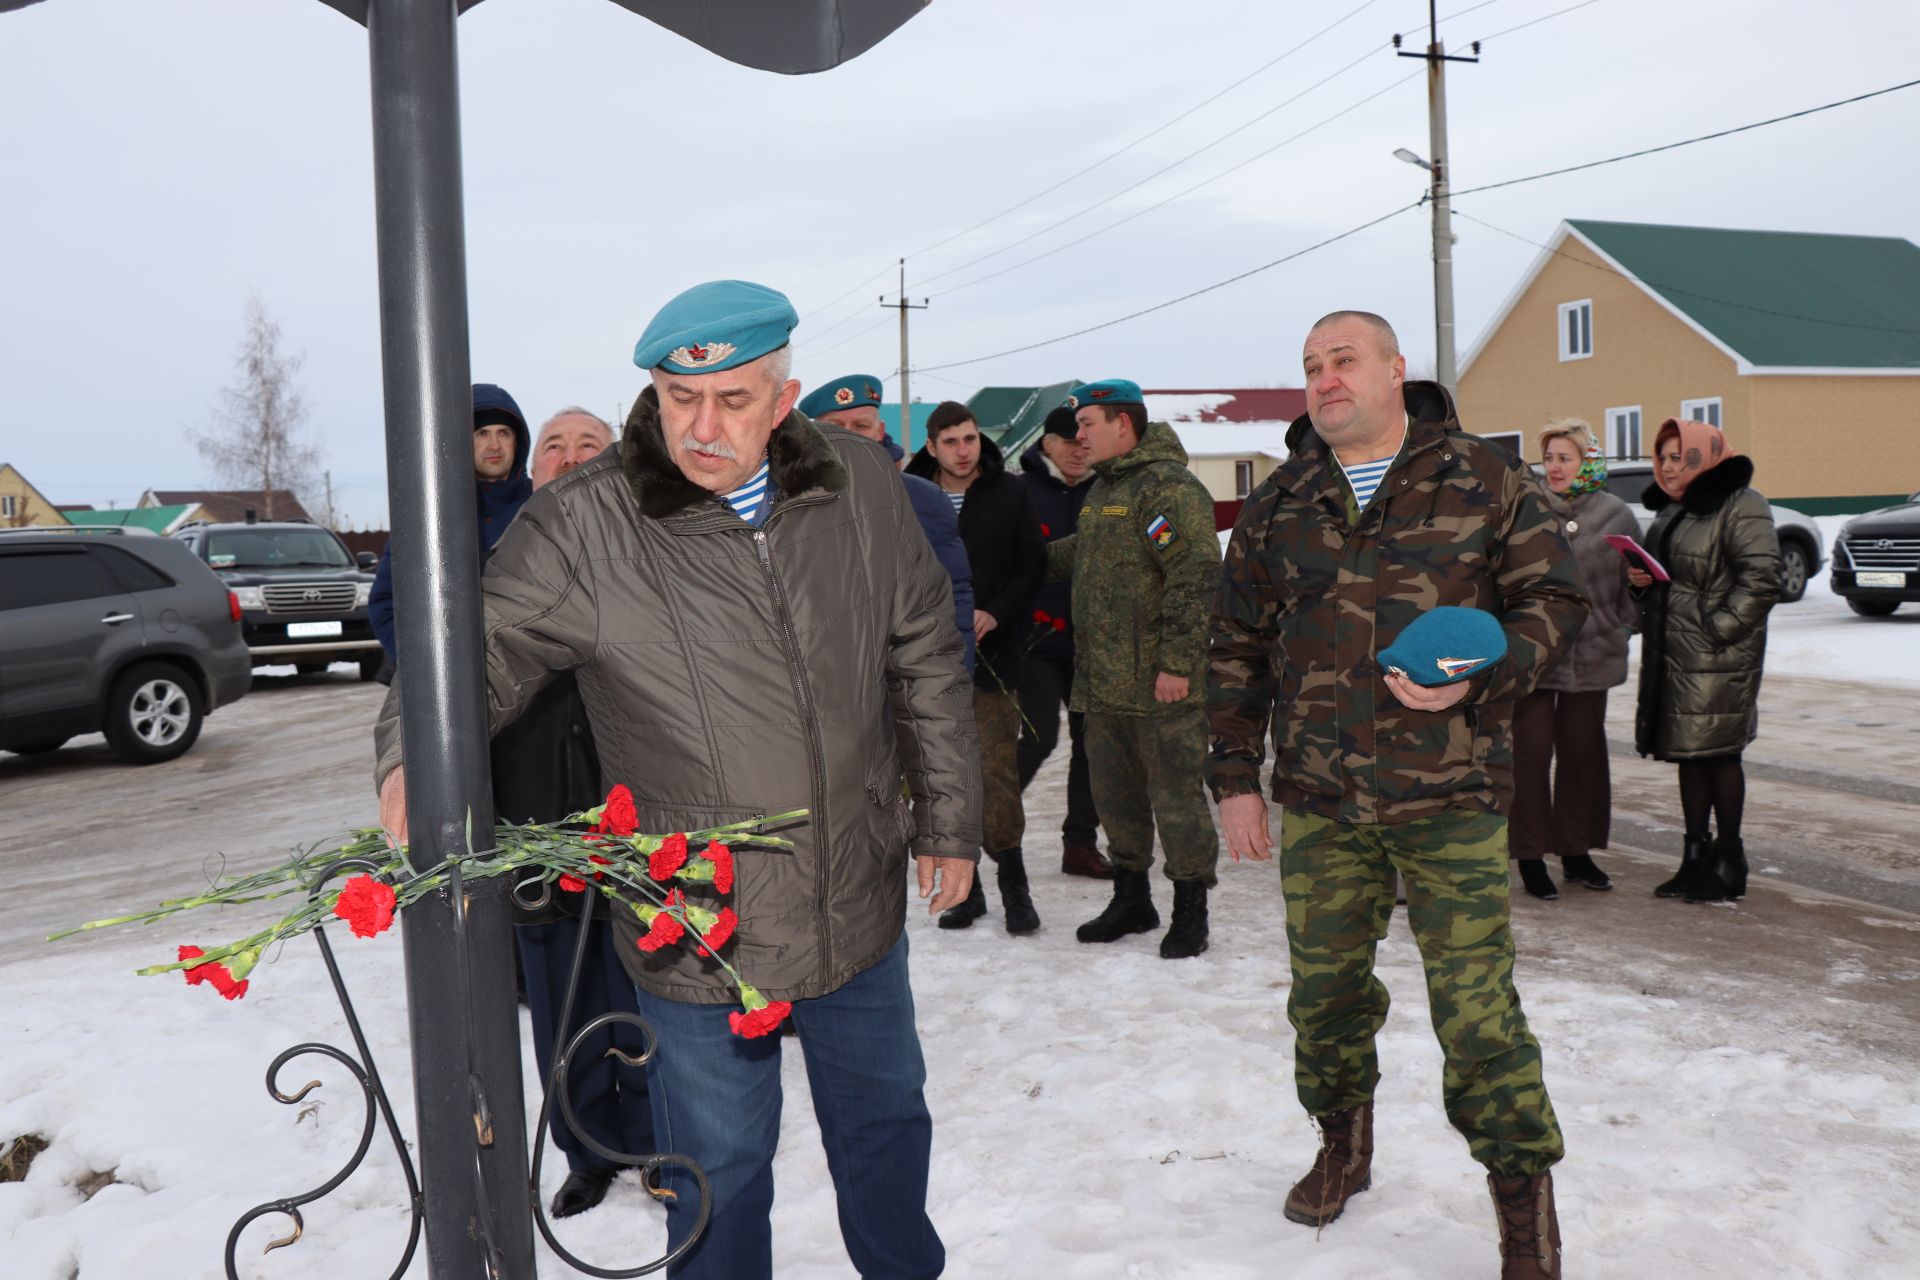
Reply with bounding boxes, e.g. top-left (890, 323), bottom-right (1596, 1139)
top-left (1146, 514), bottom-right (1176, 549)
